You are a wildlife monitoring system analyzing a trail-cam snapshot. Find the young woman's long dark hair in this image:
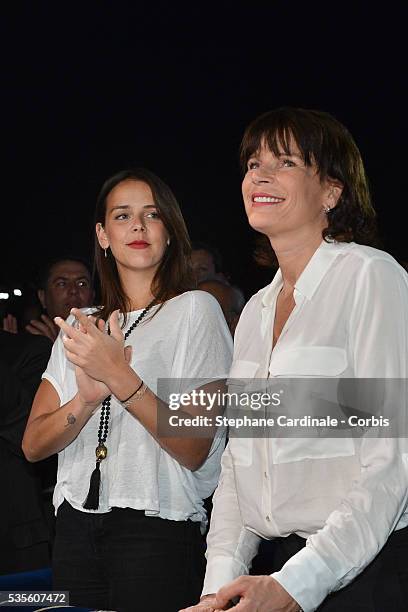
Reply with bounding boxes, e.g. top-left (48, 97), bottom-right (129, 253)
top-left (94, 168), bottom-right (195, 324)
